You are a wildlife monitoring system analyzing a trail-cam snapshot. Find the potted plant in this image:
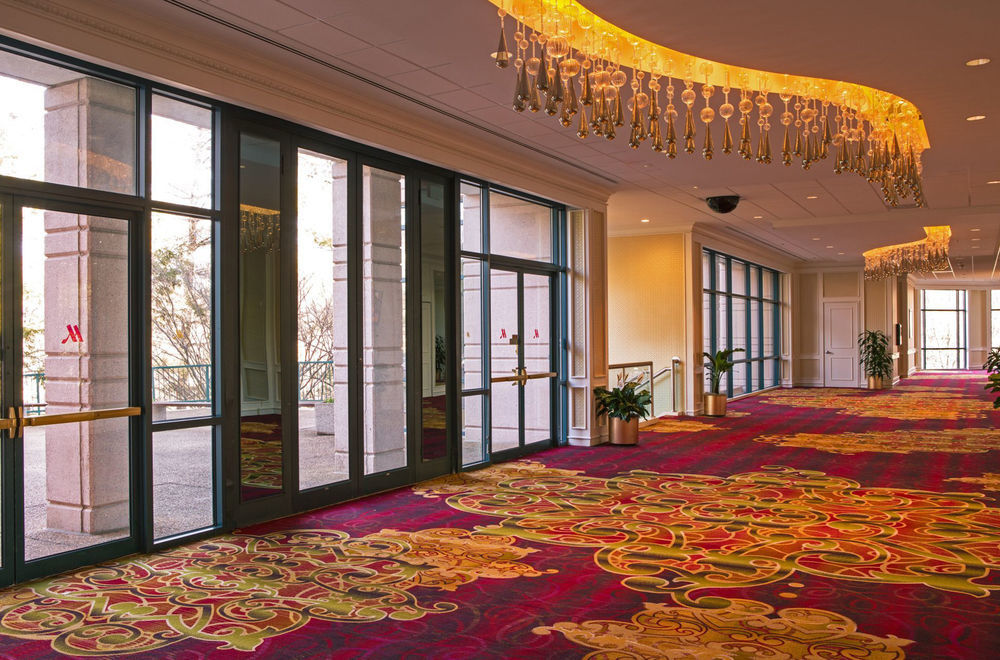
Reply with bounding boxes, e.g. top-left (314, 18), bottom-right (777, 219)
top-left (703, 348), bottom-right (743, 416)
top-left (984, 347), bottom-right (1000, 409)
top-left (315, 396), bottom-right (336, 435)
top-left (858, 329), bottom-right (893, 389)
top-left (593, 373), bottom-right (652, 445)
